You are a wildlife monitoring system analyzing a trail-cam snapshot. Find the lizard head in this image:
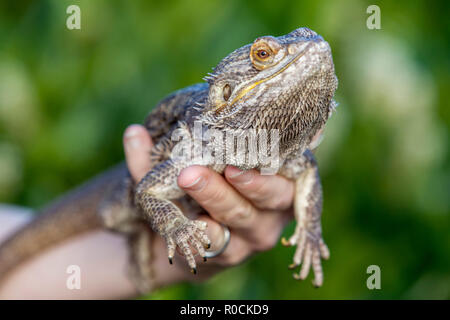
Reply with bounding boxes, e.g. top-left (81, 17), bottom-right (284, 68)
top-left (202, 27), bottom-right (338, 150)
